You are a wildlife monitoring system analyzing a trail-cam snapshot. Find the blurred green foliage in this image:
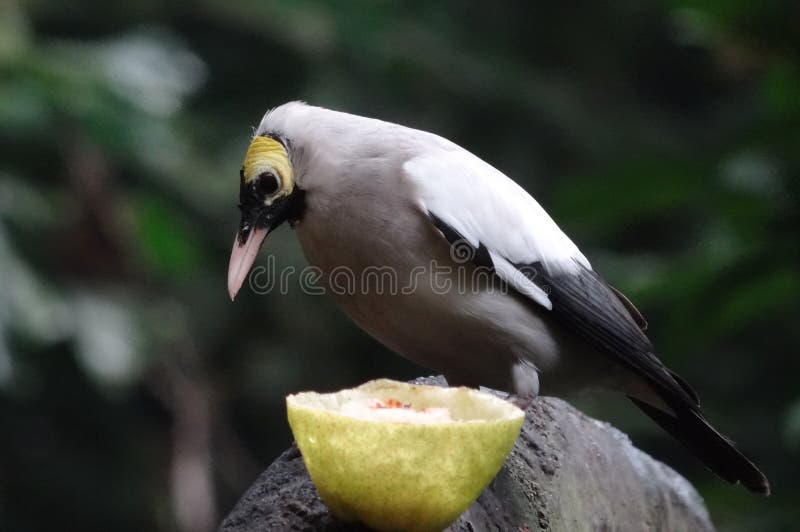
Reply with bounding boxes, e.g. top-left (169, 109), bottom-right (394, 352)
top-left (0, 1), bottom-right (798, 531)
